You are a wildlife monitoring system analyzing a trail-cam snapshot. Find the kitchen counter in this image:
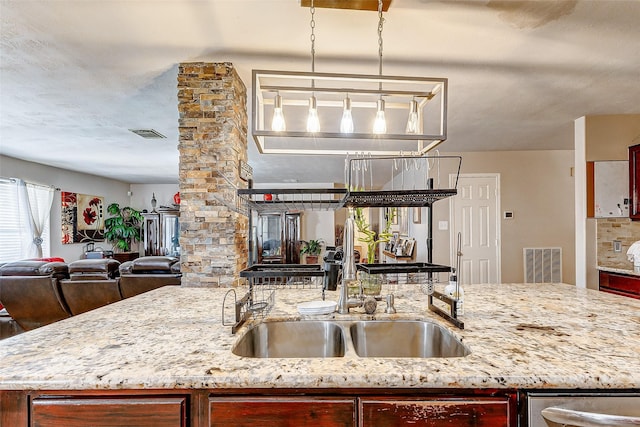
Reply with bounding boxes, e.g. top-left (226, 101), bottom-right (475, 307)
top-left (0, 282), bottom-right (639, 391)
top-left (598, 265), bottom-right (640, 276)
